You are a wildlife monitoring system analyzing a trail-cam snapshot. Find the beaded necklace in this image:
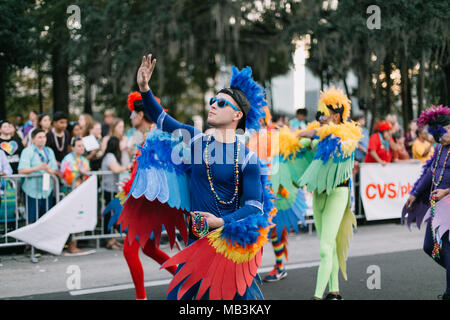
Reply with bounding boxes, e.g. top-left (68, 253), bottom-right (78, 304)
top-left (204, 134), bottom-right (240, 214)
top-left (429, 145), bottom-right (450, 260)
top-left (34, 145), bottom-right (50, 164)
top-left (72, 153), bottom-right (86, 172)
top-left (52, 128), bottom-right (66, 152)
